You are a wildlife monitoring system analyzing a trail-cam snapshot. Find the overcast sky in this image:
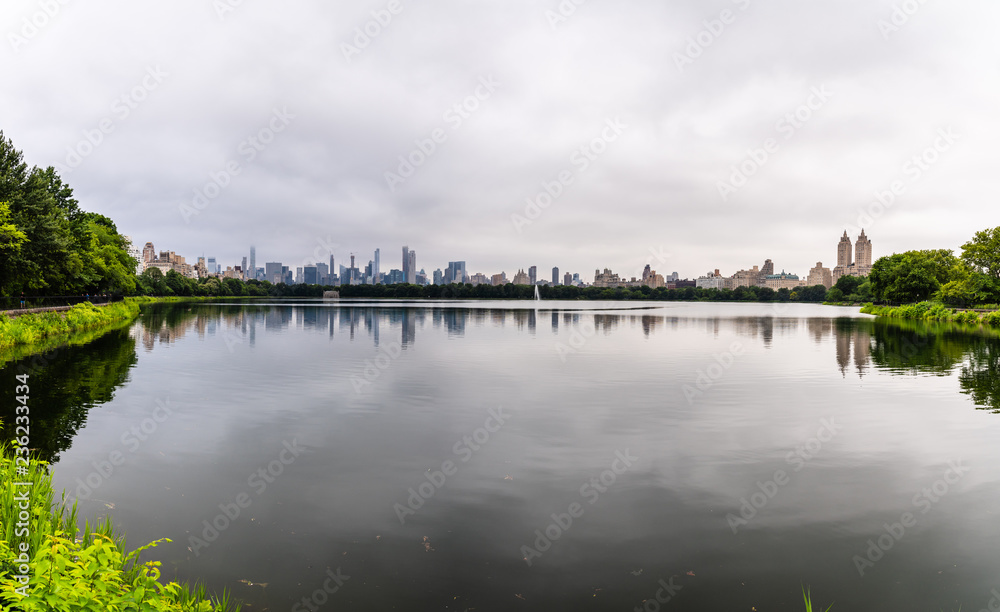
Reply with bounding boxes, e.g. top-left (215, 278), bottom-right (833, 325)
top-left (3, 0), bottom-right (997, 280)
